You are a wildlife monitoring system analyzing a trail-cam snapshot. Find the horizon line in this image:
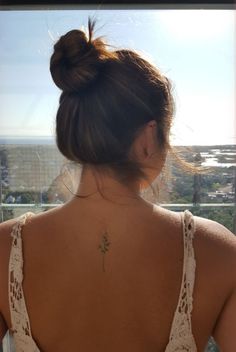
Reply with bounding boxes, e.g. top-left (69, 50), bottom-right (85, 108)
top-left (0, 136), bottom-right (235, 147)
